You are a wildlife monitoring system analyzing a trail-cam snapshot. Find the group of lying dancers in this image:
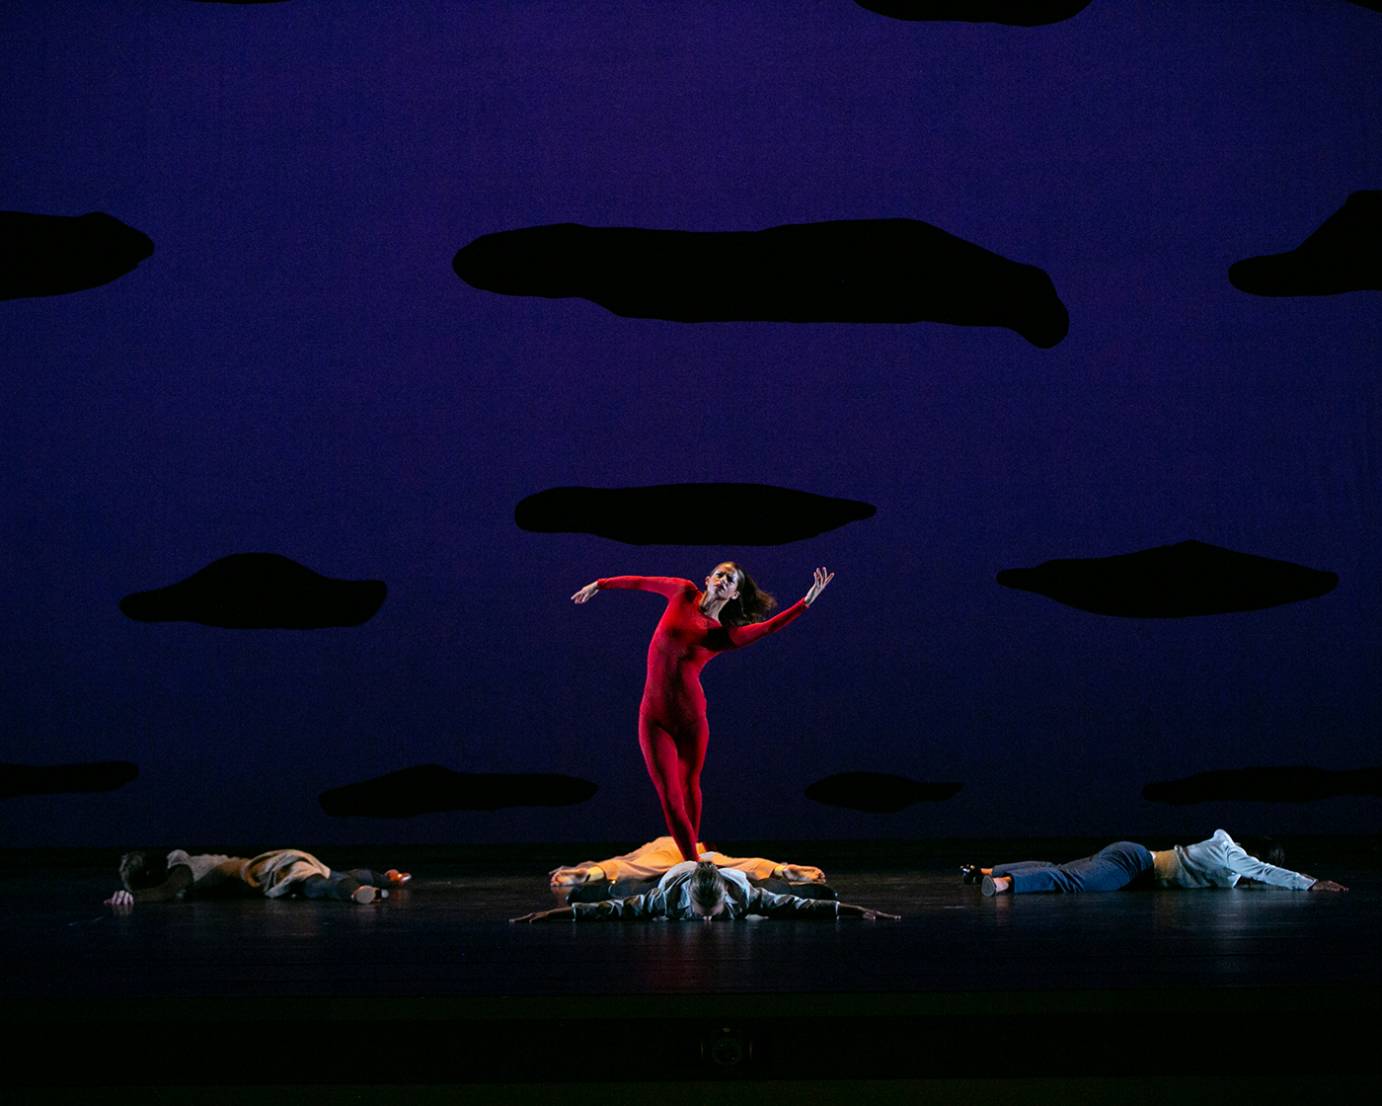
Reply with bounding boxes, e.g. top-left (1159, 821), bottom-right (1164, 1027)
top-left (104, 563), bottom-right (1347, 919)
top-left (105, 828), bottom-right (1346, 922)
